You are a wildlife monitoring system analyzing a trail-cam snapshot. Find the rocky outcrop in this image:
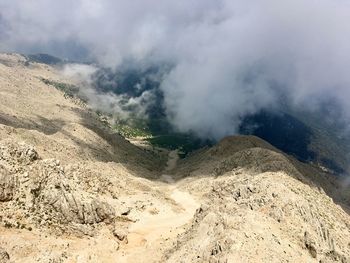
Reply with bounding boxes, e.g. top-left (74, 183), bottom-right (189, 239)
top-left (0, 248), bottom-right (9, 263)
top-left (165, 171), bottom-right (350, 262)
top-left (0, 167), bottom-right (15, 202)
top-left (0, 141), bottom-right (116, 235)
top-left (30, 159), bottom-right (115, 226)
